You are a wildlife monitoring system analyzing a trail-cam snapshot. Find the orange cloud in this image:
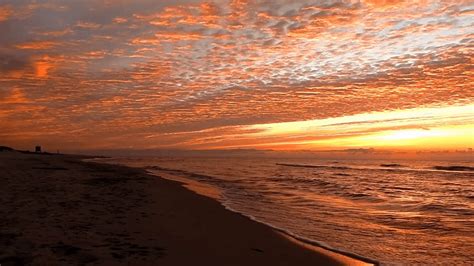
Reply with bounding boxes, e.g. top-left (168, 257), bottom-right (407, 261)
top-left (363, 0), bottom-right (402, 6)
top-left (34, 61), bottom-right (50, 78)
top-left (15, 41), bottom-right (58, 50)
top-left (38, 28), bottom-right (72, 37)
top-left (33, 55), bottom-right (59, 78)
top-left (0, 87), bottom-right (30, 104)
top-left (75, 21), bottom-right (101, 29)
top-left (1, 0), bottom-right (473, 151)
top-left (0, 5), bottom-right (12, 22)
top-left (113, 17), bottom-right (128, 24)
